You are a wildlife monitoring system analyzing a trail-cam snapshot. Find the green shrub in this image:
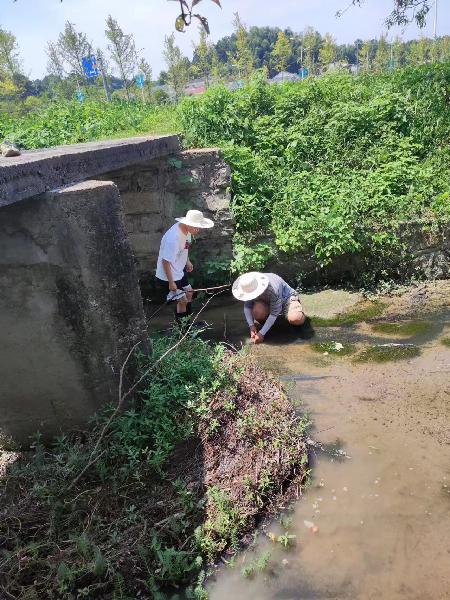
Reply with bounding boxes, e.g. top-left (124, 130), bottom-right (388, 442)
top-left (1, 99), bottom-right (178, 149)
top-left (179, 65), bottom-right (450, 275)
